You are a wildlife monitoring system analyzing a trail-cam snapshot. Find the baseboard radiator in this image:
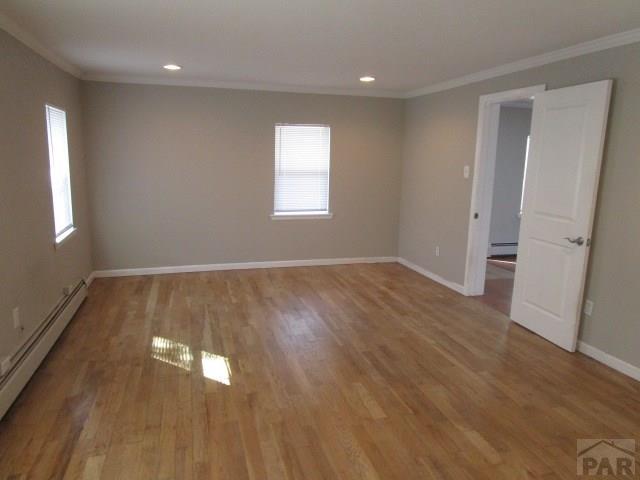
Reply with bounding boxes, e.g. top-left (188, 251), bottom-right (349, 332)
top-left (0, 280), bottom-right (88, 420)
top-left (489, 242), bottom-right (518, 256)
